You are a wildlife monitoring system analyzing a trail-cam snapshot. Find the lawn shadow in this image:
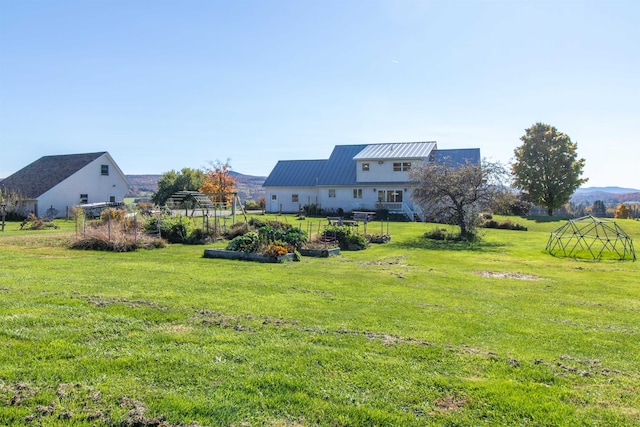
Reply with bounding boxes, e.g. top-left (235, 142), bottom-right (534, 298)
top-left (527, 215), bottom-right (573, 223)
top-left (393, 235), bottom-right (506, 252)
